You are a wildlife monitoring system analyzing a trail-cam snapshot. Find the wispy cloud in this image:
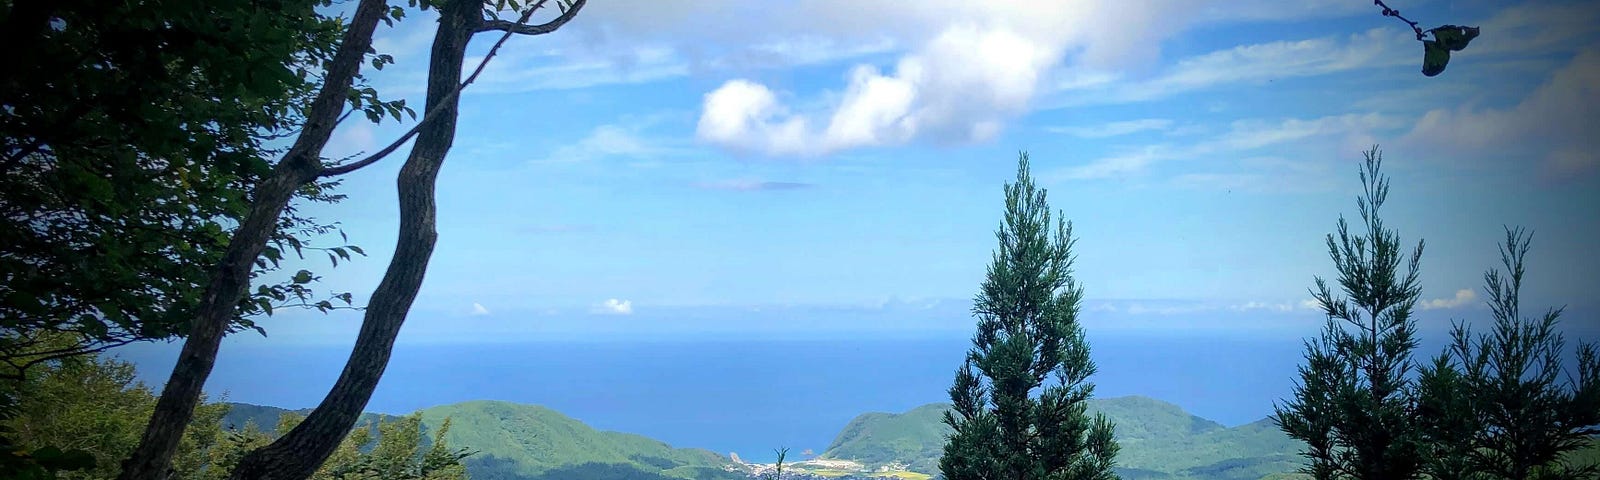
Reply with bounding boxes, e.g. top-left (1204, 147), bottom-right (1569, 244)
top-left (533, 116), bottom-right (695, 165)
top-left (1045, 119), bottom-right (1174, 138)
top-left (470, 302), bottom-right (491, 316)
top-left (1403, 49), bottom-right (1600, 181)
top-left (1052, 113), bottom-right (1403, 185)
top-left (692, 179), bottom-right (815, 192)
top-left (1048, 28), bottom-right (1410, 107)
